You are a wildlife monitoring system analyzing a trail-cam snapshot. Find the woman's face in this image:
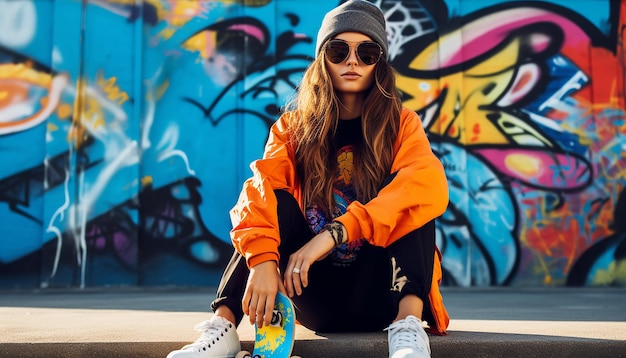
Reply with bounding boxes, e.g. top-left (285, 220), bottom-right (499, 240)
top-left (324, 32), bottom-right (378, 95)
